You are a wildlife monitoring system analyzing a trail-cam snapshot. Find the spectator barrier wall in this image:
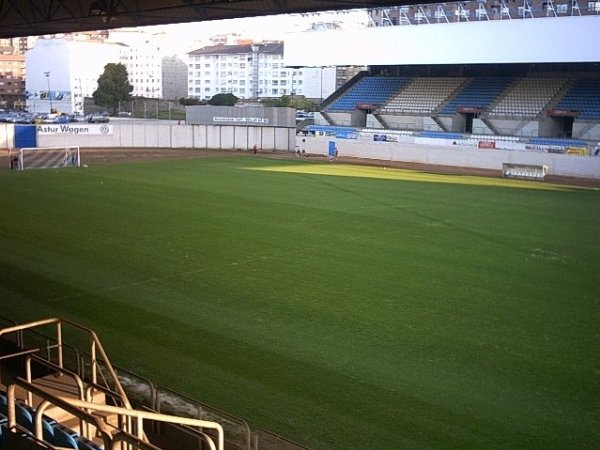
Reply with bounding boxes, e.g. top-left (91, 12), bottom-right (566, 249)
top-left (0, 122), bottom-right (295, 152)
top-left (301, 135), bottom-right (600, 179)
